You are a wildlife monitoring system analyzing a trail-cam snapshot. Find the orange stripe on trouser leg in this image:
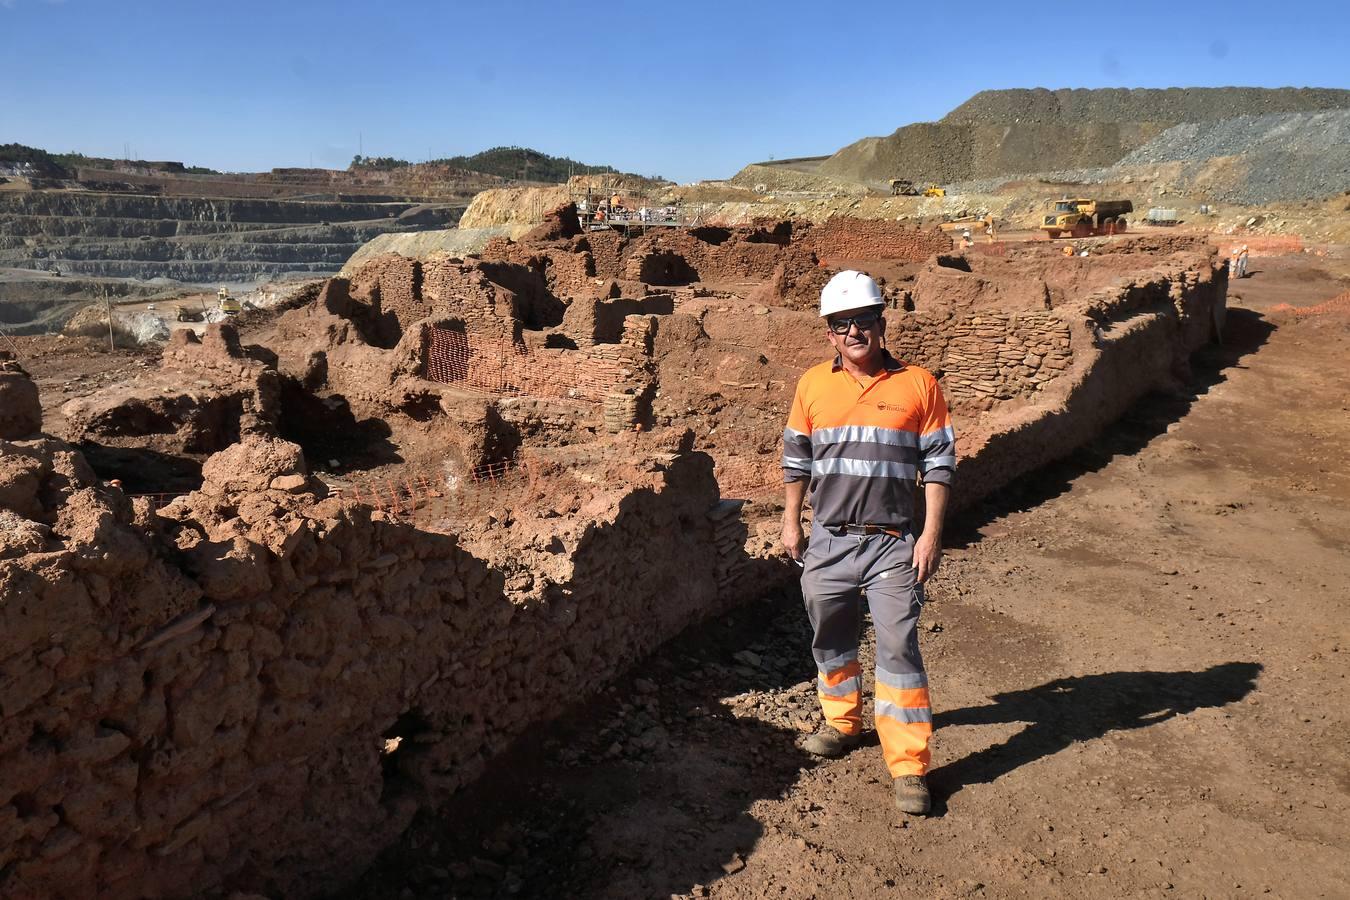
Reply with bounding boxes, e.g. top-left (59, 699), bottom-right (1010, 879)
top-left (817, 660), bottom-right (862, 736)
top-left (875, 681), bottom-right (932, 777)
